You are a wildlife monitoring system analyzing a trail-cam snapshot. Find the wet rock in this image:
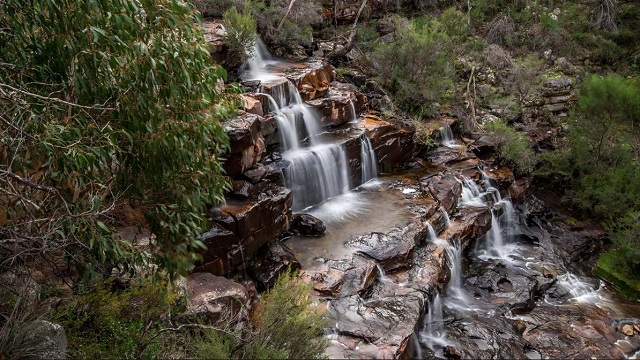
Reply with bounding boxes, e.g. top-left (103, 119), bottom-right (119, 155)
top-left (194, 223), bottom-right (237, 276)
top-left (405, 243), bottom-right (448, 292)
top-left (426, 147), bottom-right (474, 166)
top-left (470, 135), bottom-right (497, 156)
top-left (231, 180), bottom-right (253, 200)
top-left (28, 320), bottom-right (67, 359)
top-left (421, 172), bottom-right (463, 212)
top-left (223, 111), bottom-right (264, 178)
top-left (301, 254), bottom-right (378, 297)
top-left (359, 114), bottom-right (417, 173)
top-left (443, 207), bottom-right (492, 246)
top-left (186, 273), bottom-right (249, 323)
top-left (241, 94), bottom-right (265, 116)
top-left (445, 315), bottom-right (529, 359)
top-left (306, 82), bottom-right (367, 127)
top-left (484, 167), bottom-right (515, 192)
top-left (261, 78), bottom-right (291, 106)
top-left (327, 285), bottom-right (425, 359)
top-left (207, 183), bottom-right (293, 275)
top-left (284, 59), bottom-right (335, 101)
top-left (522, 303), bottom-right (637, 359)
top-left (242, 163), bottom-right (267, 184)
top-left (248, 240), bottom-right (301, 290)
top-left (261, 114), bottom-right (279, 147)
top-left (290, 213), bottom-right (326, 236)
top-left (508, 178), bottom-right (530, 202)
top-left (345, 224), bottom-right (426, 271)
